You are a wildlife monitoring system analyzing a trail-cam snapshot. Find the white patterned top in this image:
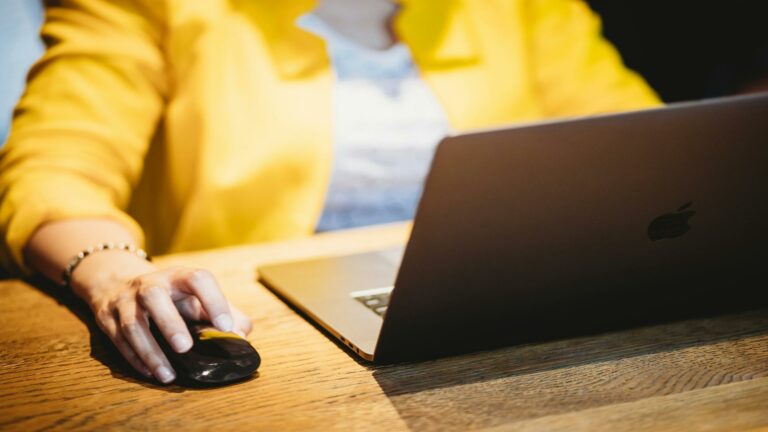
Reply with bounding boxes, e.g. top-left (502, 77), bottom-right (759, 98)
top-left (298, 13), bottom-right (451, 231)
